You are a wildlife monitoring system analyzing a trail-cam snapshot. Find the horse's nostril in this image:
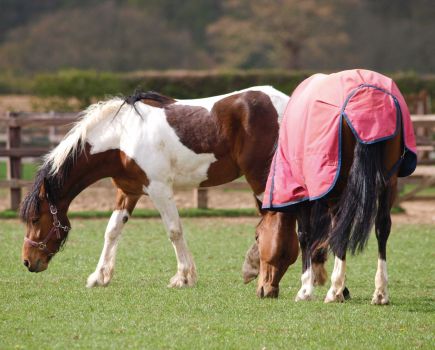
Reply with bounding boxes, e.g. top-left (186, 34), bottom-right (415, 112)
top-left (23, 260), bottom-right (30, 268)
